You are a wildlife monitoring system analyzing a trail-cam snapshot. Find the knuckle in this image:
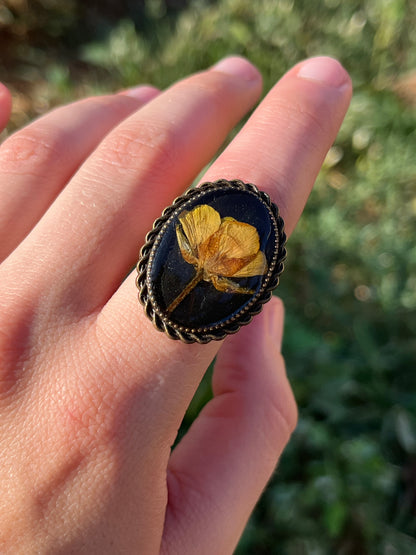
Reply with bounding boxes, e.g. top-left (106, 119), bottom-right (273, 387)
top-left (77, 93), bottom-right (135, 121)
top-left (297, 103), bottom-right (330, 139)
top-left (0, 126), bottom-right (63, 176)
top-left (176, 72), bottom-right (236, 123)
top-left (287, 95), bottom-right (338, 146)
top-left (262, 366), bottom-right (298, 446)
top-left (0, 93), bottom-right (140, 178)
top-left (96, 122), bottom-right (179, 176)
